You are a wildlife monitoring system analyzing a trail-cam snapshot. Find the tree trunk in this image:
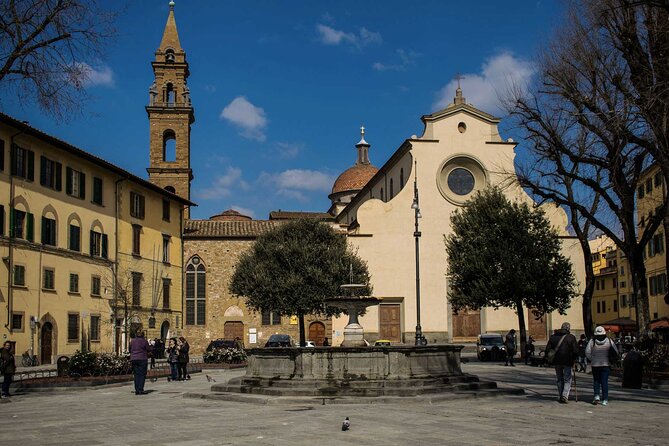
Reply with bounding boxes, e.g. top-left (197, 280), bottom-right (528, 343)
top-left (298, 313), bottom-right (306, 347)
top-left (580, 241), bottom-right (596, 338)
top-left (516, 300), bottom-right (527, 361)
top-left (629, 246), bottom-right (651, 333)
